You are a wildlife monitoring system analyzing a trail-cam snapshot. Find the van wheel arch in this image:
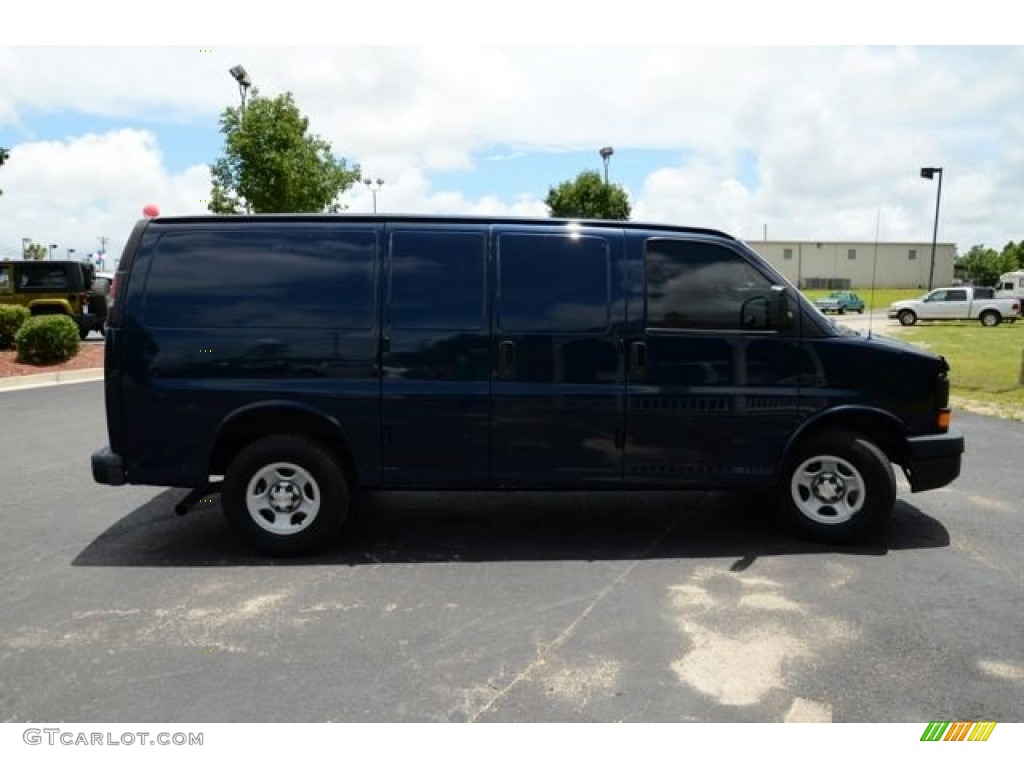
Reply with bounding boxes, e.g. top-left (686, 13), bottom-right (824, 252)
top-left (208, 404), bottom-right (359, 487)
top-left (781, 409), bottom-right (906, 470)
